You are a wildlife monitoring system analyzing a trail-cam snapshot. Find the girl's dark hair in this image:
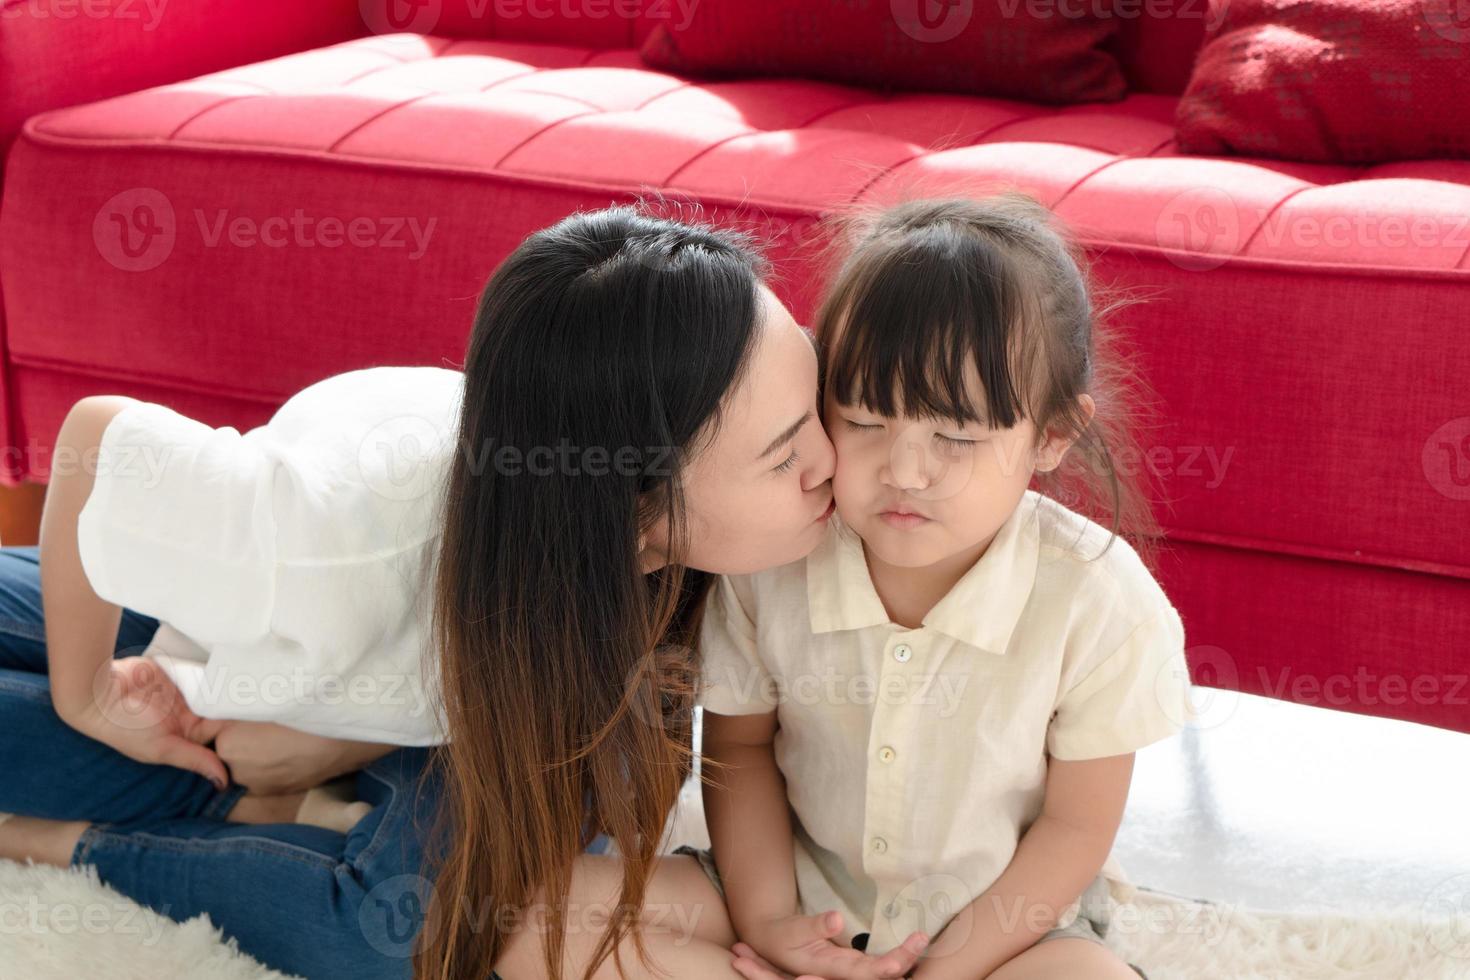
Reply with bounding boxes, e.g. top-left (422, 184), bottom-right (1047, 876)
top-left (810, 192), bottom-right (1164, 568)
top-left (415, 199), bottom-right (770, 980)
